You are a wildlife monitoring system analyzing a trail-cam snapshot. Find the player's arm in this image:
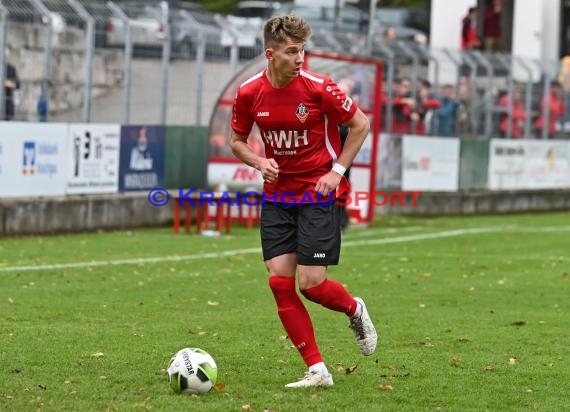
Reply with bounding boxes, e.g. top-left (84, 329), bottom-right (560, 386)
top-left (230, 131), bottom-right (279, 183)
top-left (335, 109), bottom-right (370, 170)
top-left (315, 109), bottom-right (369, 195)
